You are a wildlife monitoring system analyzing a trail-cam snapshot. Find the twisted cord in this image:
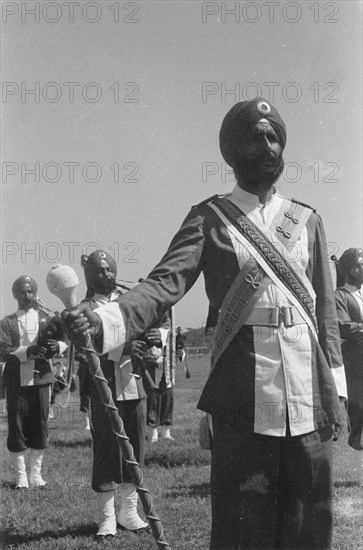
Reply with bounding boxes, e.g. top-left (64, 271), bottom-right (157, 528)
top-left (81, 345), bottom-right (171, 550)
